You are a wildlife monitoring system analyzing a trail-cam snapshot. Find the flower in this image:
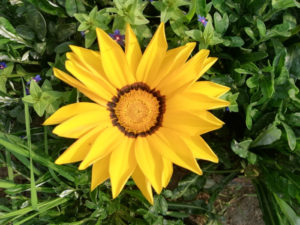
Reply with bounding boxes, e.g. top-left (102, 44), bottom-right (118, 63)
top-left (109, 29), bottom-right (125, 46)
top-left (0, 62), bottom-right (7, 70)
top-left (198, 15), bottom-right (208, 27)
top-left (44, 23), bottom-right (229, 204)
